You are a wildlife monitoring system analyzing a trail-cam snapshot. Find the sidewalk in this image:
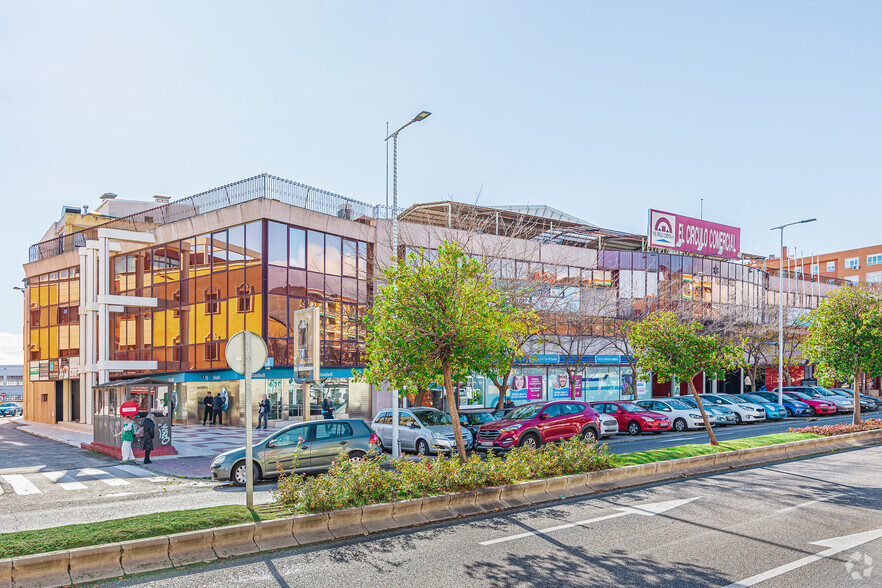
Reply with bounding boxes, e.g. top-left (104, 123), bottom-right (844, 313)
top-left (18, 420), bottom-right (92, 448)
